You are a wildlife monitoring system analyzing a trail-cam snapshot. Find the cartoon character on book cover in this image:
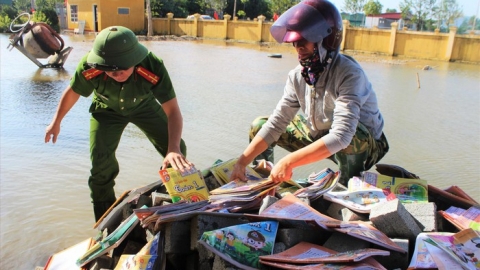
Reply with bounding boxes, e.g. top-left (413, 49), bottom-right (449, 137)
top-left (199, 221), bottom-right (278, 269)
